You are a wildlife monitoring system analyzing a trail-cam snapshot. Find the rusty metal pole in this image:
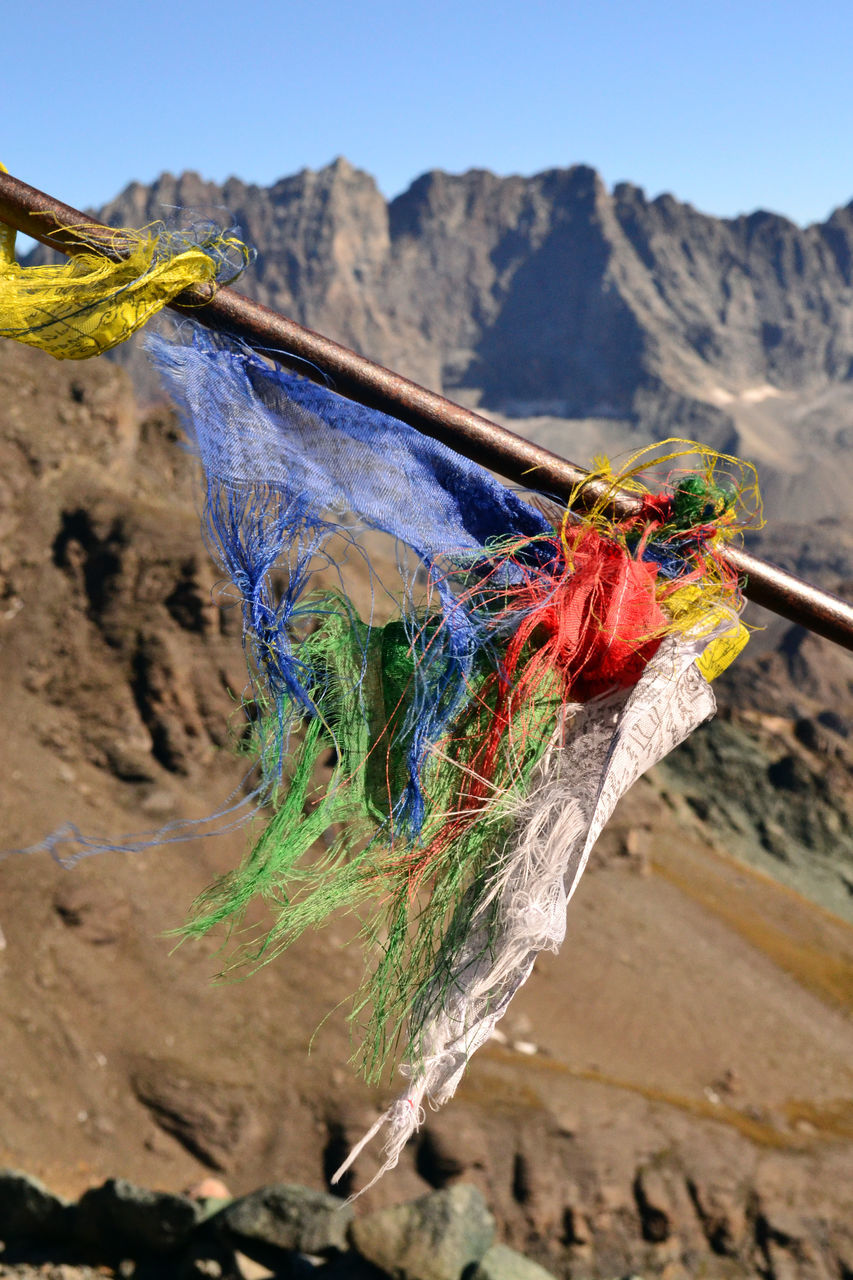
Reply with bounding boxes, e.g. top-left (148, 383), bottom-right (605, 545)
top-left (1, 167), bottom-right (852, 651)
